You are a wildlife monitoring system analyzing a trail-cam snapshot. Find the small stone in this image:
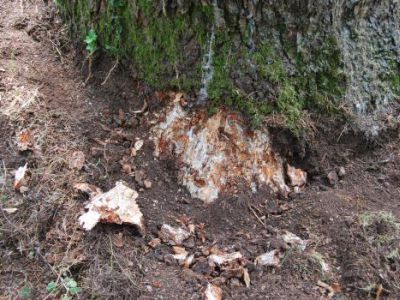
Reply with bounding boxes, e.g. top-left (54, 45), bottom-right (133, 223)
top-left (148, 238), bottom-right (161, 249)
top-left (144, 179), bottom-right (152, 189)
top-left (338, 167), bottom-right (346, 177)
top-left (183, 237), bottom-right (196, 248)
top-left (229, 278), bottom-right (241, 288)
top-left (201, 248), bottom-right (210, 256)
top-left (192, 258), bottom-right (213, 276)
top-left (90, 147), bottom-right (103, 158)
top-left (327, 171), bottom-right (339, 186)
top-left (135, 170), bottom-right (146, 186)
top-left (163, 254), bottom-right (177, 266)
